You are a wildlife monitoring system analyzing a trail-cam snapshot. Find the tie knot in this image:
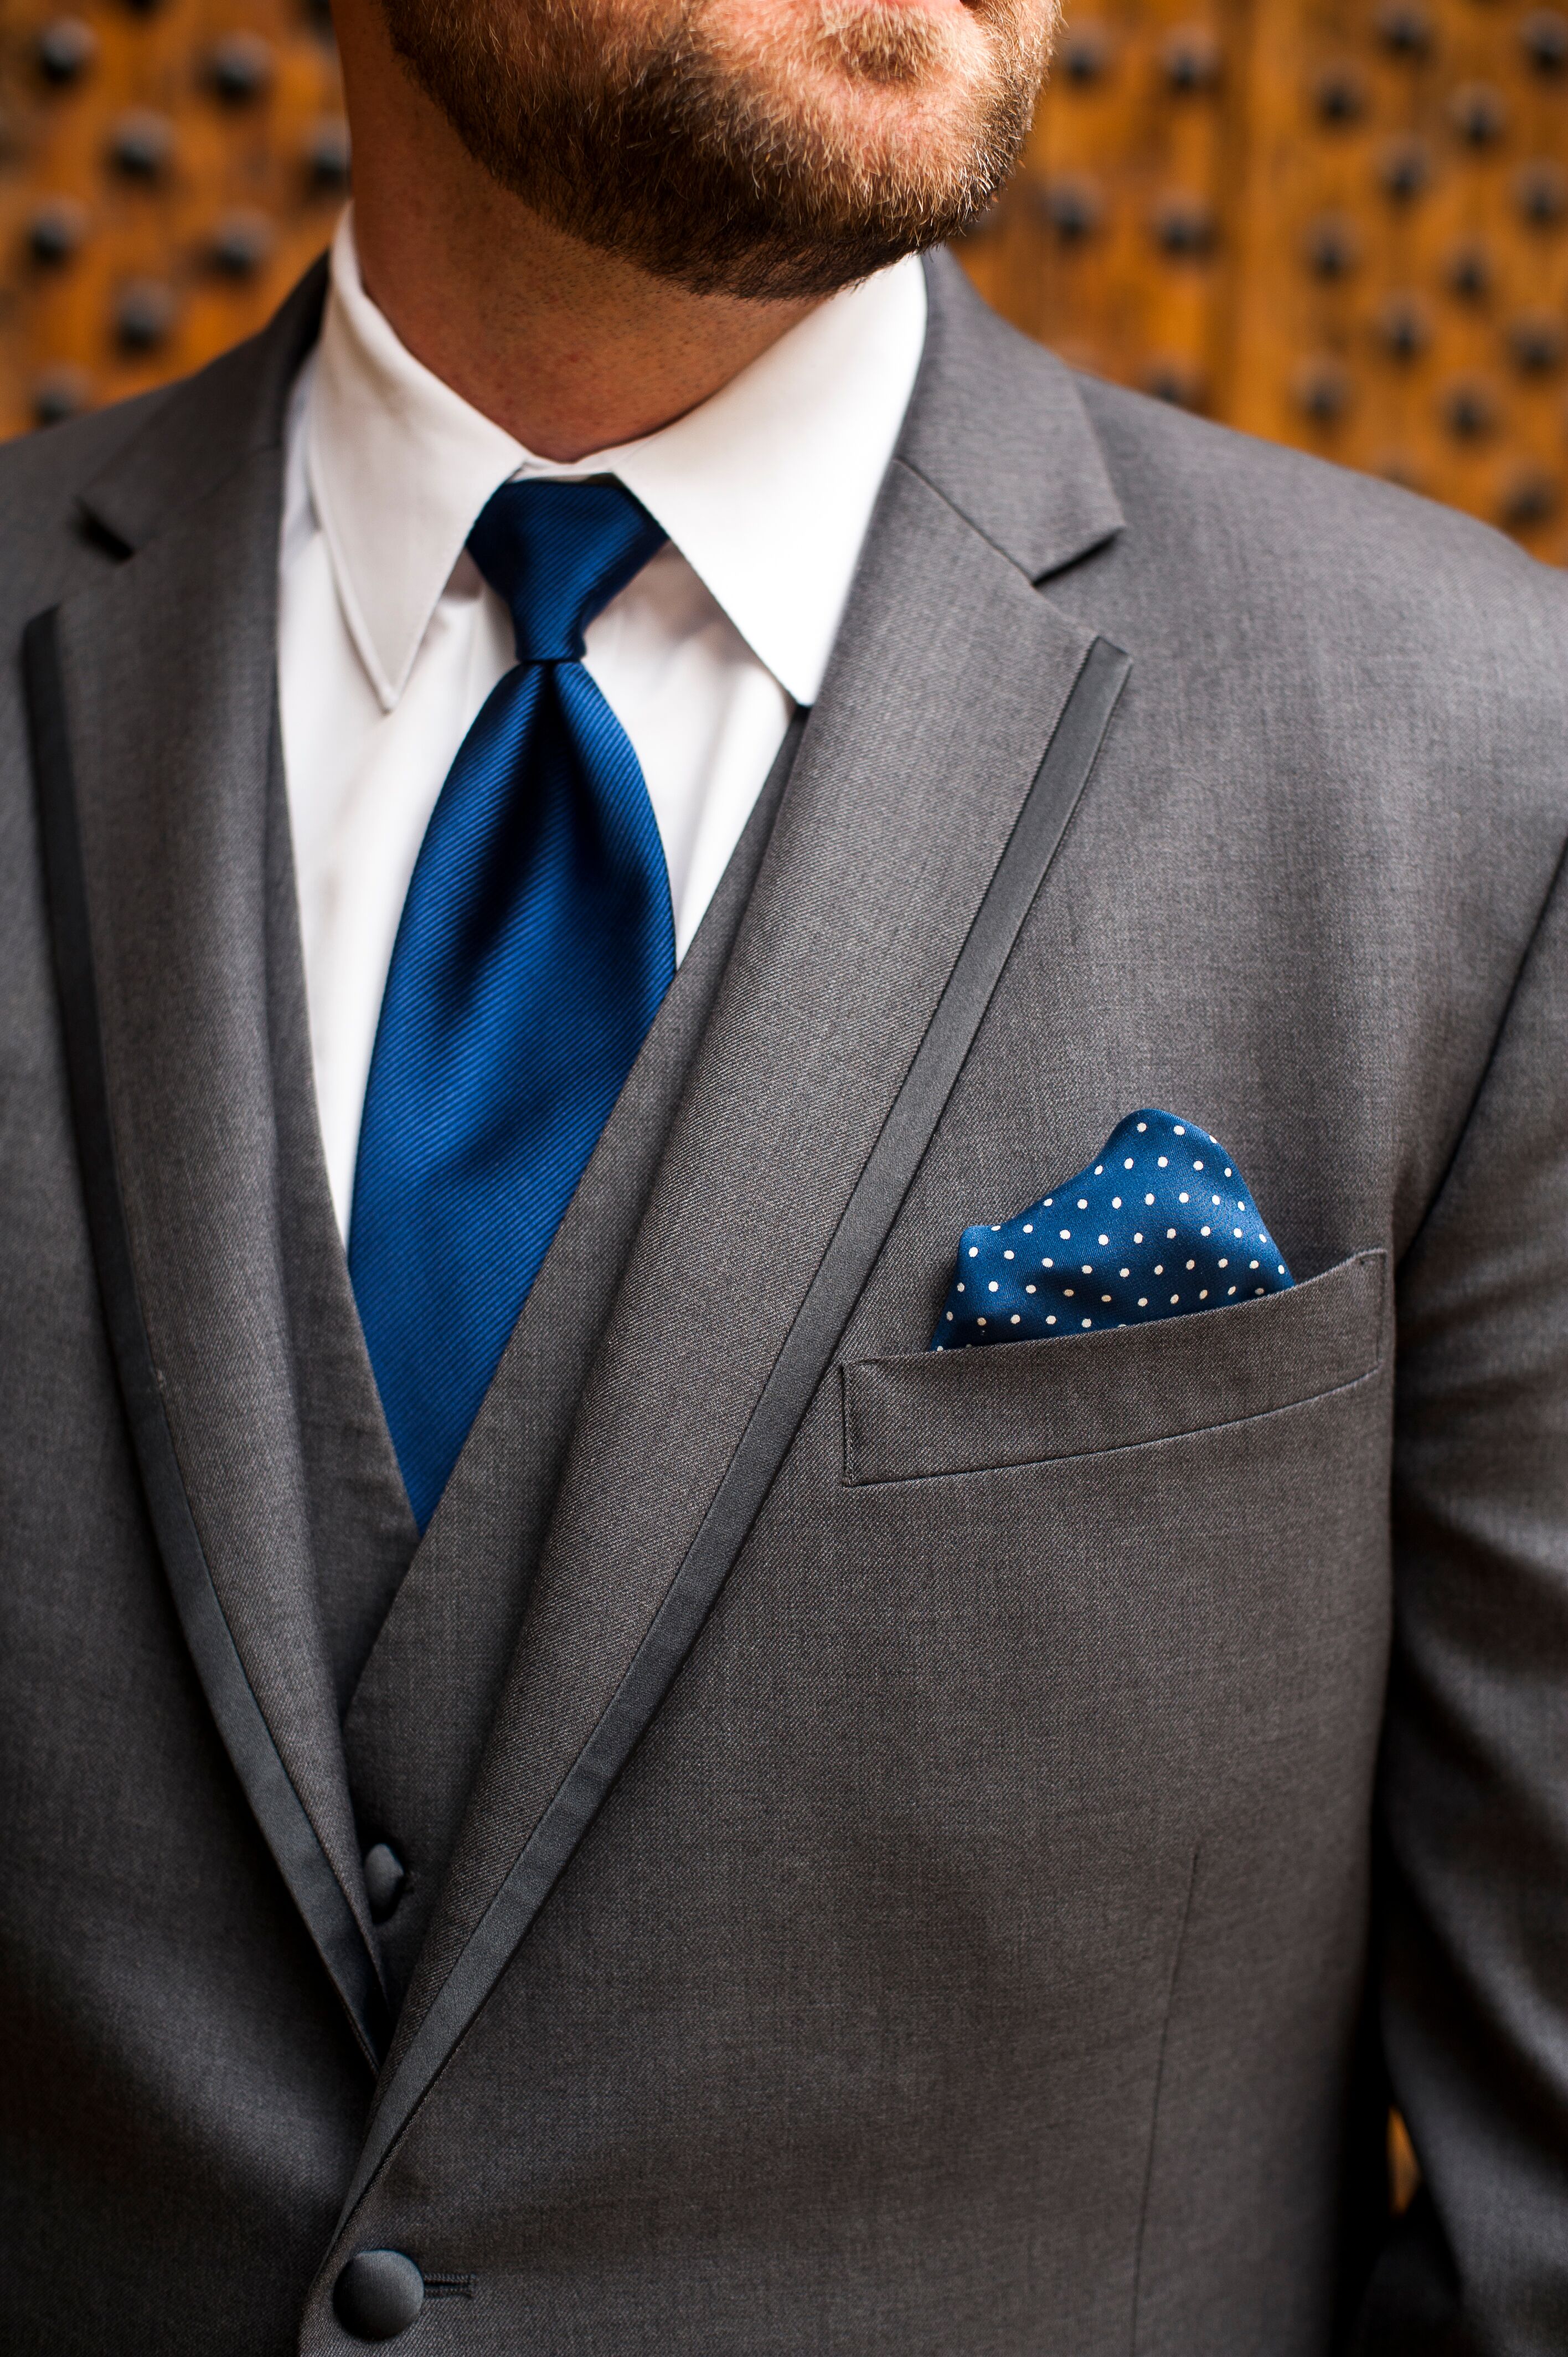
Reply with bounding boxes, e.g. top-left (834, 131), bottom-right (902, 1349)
top-left (468, 477), bottom-right (667, 665)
